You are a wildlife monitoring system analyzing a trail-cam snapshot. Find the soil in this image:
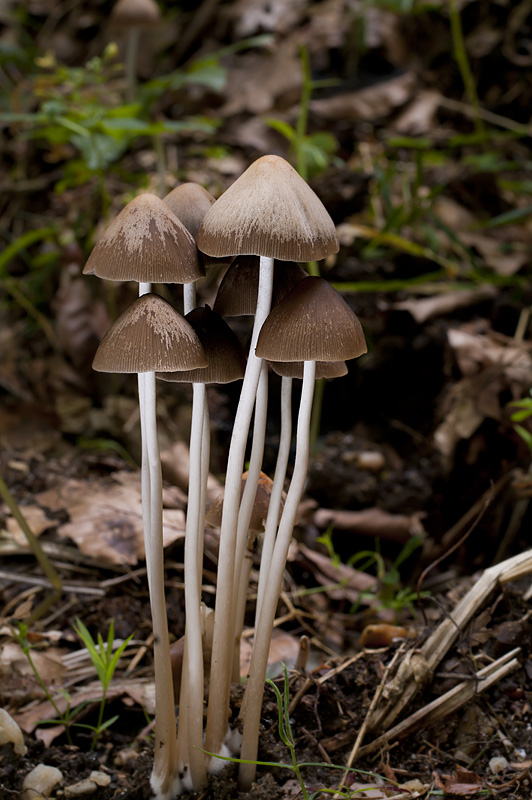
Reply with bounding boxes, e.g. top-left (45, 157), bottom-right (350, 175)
top-left (2, 0), bottom-right (532, 798)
